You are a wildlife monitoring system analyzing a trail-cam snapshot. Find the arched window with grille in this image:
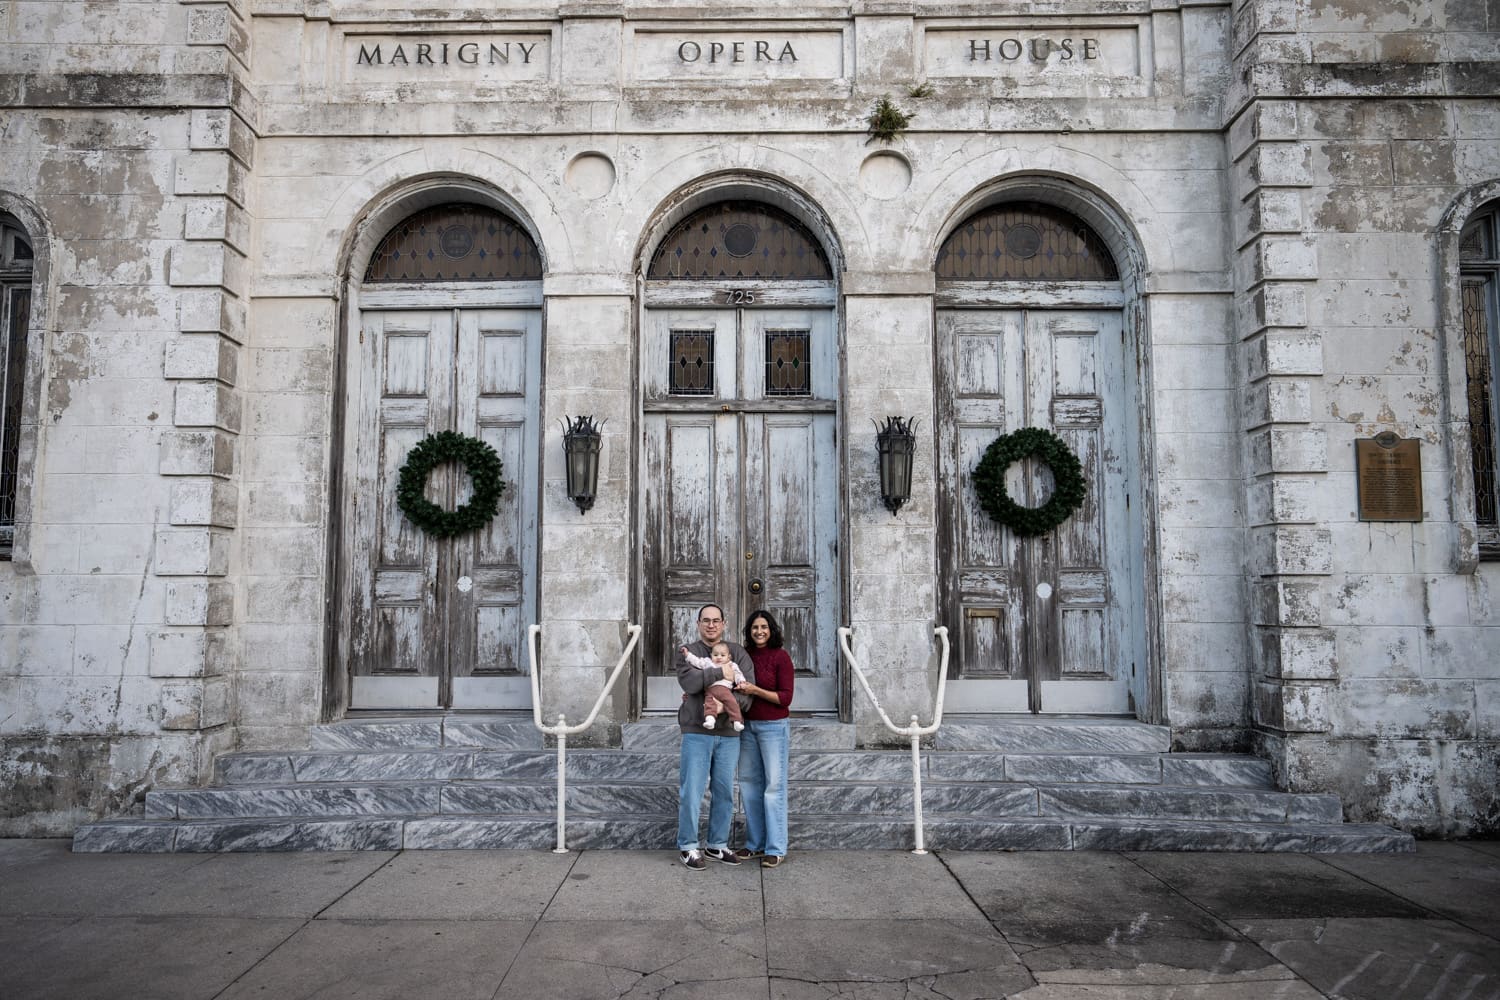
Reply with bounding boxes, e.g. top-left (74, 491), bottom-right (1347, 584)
top-left (1461, 204), bottom-right (1500, 556)
top-left (935, 201), bottom-right (1119, 282)
top-left (0, 215), bottom-right (33, 558)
